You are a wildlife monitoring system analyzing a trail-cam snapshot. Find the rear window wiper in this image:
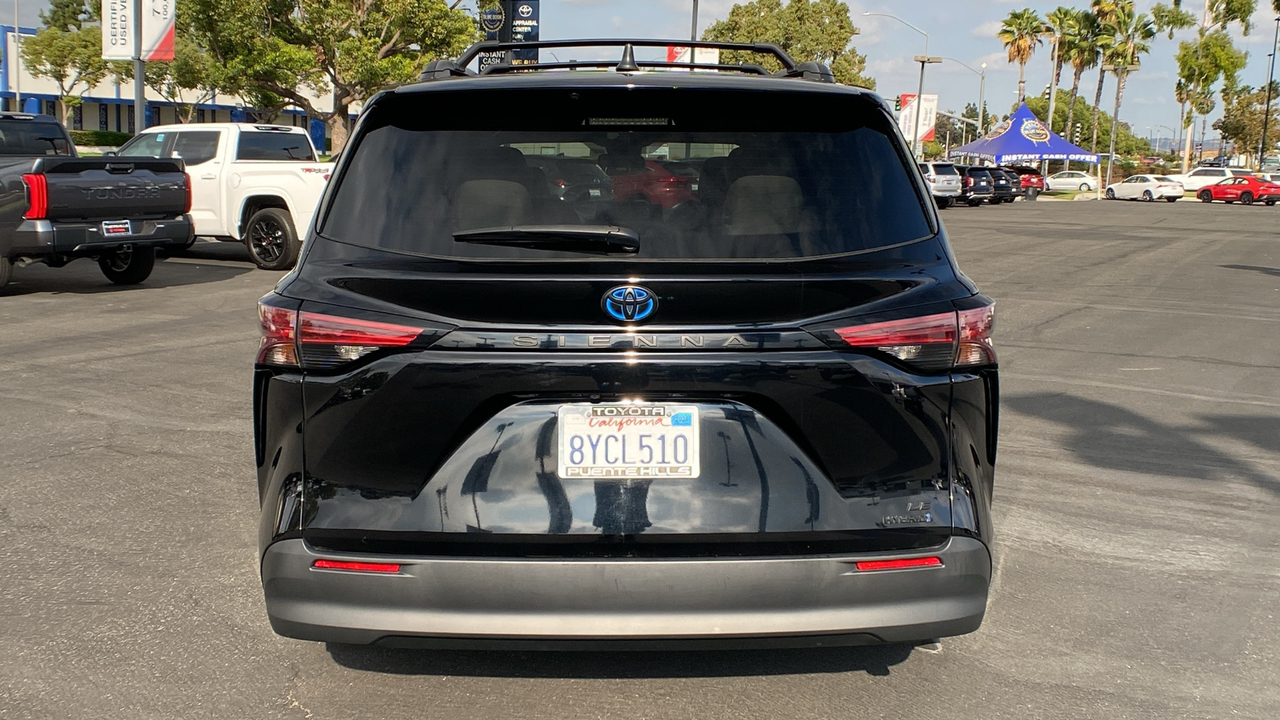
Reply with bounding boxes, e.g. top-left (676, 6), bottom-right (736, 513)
top-left (453, 225), bottom-right (640, 255)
